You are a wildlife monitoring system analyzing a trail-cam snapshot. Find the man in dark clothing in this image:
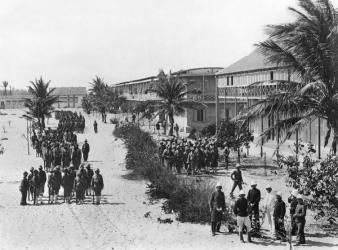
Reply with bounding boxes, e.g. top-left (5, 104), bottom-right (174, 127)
top-left (53, 166), bottom-right (62, 202)
top-left (91, 168), bottom-right (104, 205)
top-left (230, 164), bottom-right (243, 197)
top-left (234, 190), bottom-right (252, 243)
top-left (74, 172), bottom-right (86, 204)
top-left (85, 164), bottom-right (94, 195)
top-left (82, 139), bottom-right (90, 161)
top-left (132, 114), bottom-right (136, 123)
top-left (274, 191), bottom-right (286, 241)
top-left (288, 189), bottom-right (299, 235)
top-left (209, 182), bottom-right (226, 236)
top-left (38, 166), bottom-right (47, 204)
top-left (31, 170), bottom-right (40, 205)
top-left (247, 182), bottom-right (261, 230)
top-left (72, 144), bottom-right (82, 169)
top-left (158, 142), bottom-right (166, 166)
top-left (294, 195), bottom-right (306, 245)
top-left (93, 120), bottom-right (98, 133)
top-left (52, 144), bottom-right (62, 168)
top-left (19, 171), bottom-right (29, 205)
top-left (27, 167), bottom-right (34, 201)
top-left (223, 147), bottom-right (230, 170)
top-left (62, 169), bottom-right (73, 204)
